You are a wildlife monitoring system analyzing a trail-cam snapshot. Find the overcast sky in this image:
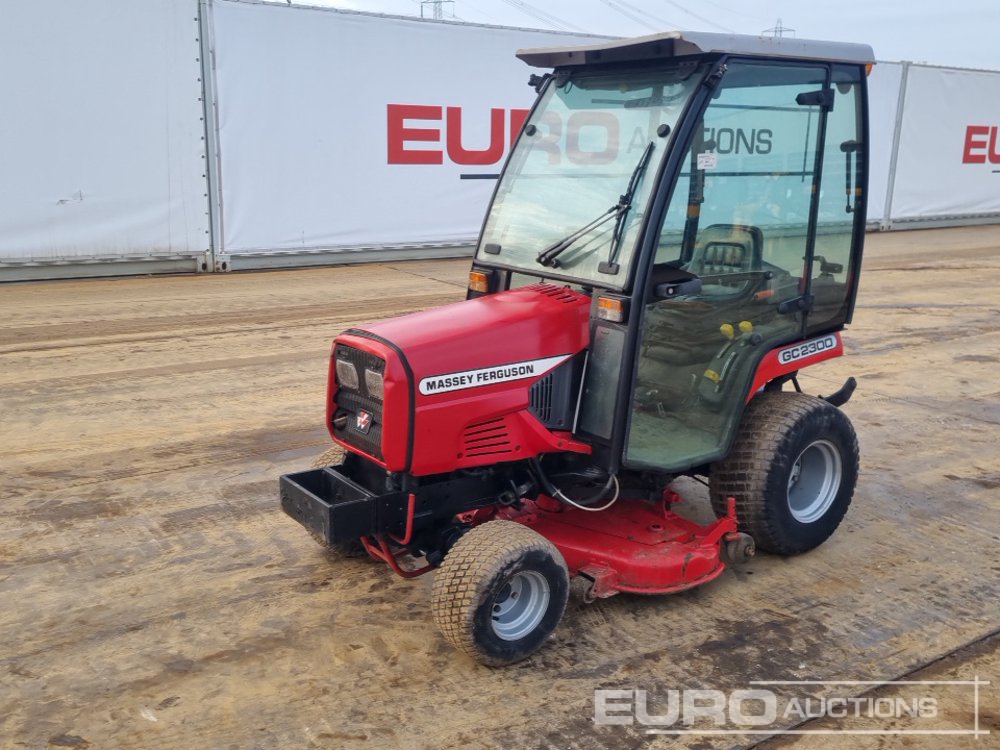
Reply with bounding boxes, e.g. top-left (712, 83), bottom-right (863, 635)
top-left (270, 0), bottom-right (999, 70)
